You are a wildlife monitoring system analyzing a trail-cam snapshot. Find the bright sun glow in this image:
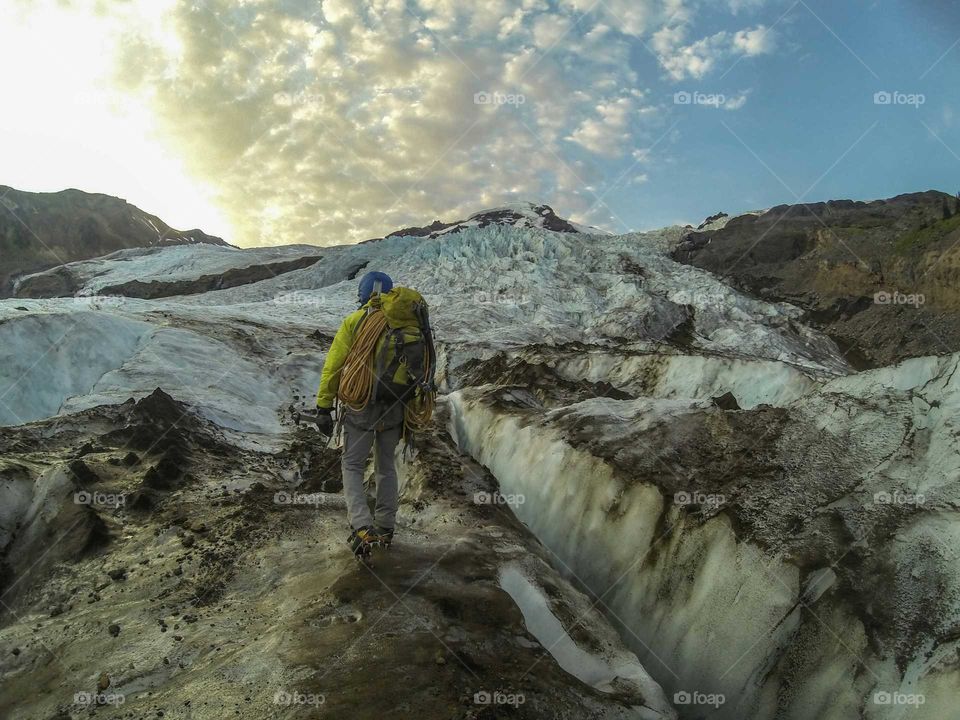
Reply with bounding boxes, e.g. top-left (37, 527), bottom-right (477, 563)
top-left (0, 0), bottom-right (233, 241)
